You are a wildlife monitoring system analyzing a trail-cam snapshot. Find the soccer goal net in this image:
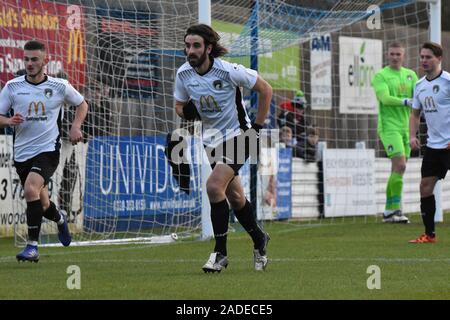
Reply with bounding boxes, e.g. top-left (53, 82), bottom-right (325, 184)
top-left (0, 0), bottom-right (447, 246)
